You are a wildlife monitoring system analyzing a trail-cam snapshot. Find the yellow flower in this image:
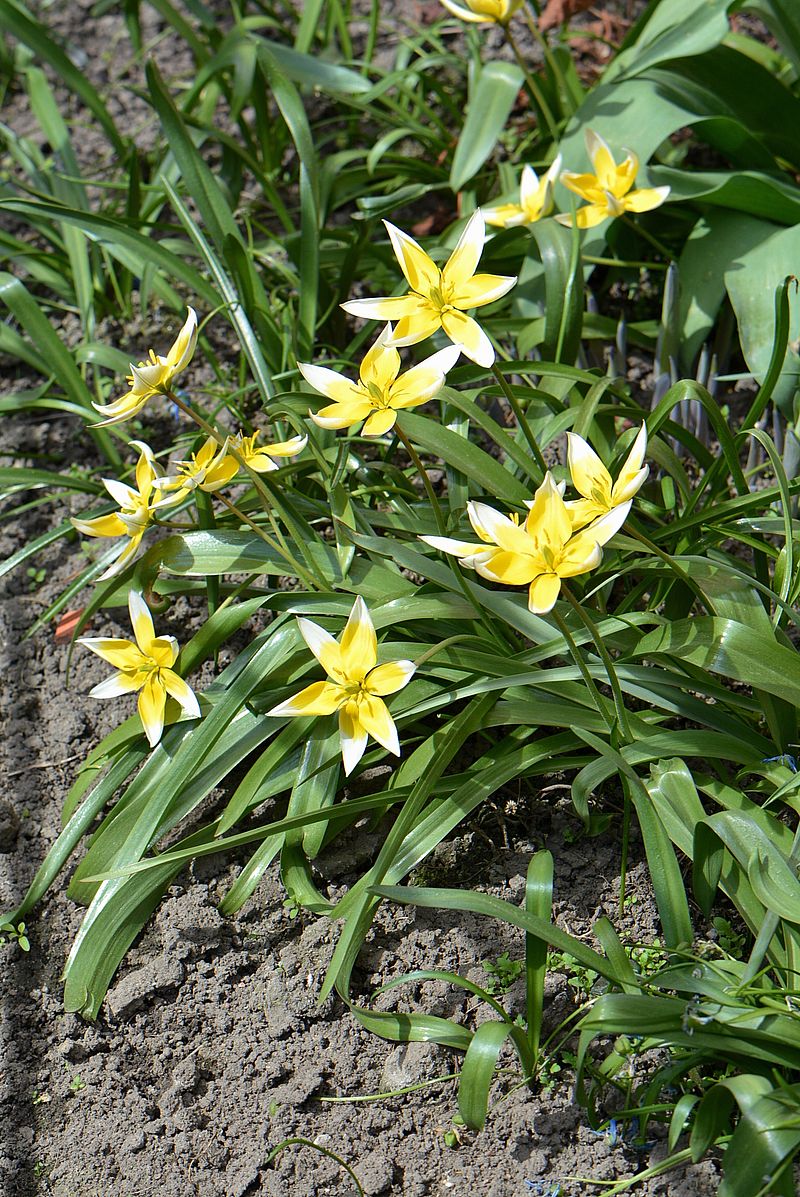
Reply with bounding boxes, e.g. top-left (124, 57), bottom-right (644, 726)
top-left (341, 210), bottom-right (516, 368)
top-left (78, 591), bottom-right (200, 747)
top-left (230, 429), bottom-right (308, 472)
top-left (439, 0), bottom-right (523, 23)
top-left (164, 435), bottom-right (239, 497)
top-left (484, 157), bottom-right (562, 229)
top-left (421, 473), bottom-right (623, 613)
top-left (70, 441), bottom-right (177, 579)
top-left (92, 307), bottom-right (198, 426)
top-left (565, 424), bottom-right (648, 531)
top-left (298, 326), bottom-right (461, 436)
top-left (266, 597), bottom-right (415, 775)
top-left (557, 130), bottom-right (670, 230)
